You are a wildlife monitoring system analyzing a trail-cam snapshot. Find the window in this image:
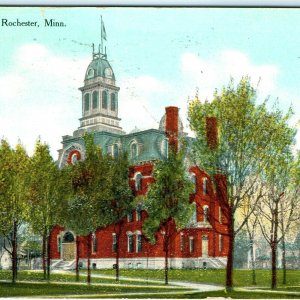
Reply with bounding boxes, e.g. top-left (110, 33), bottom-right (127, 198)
top-left (92, 233), bottom-right (97, 253)
top-left (127, 211), bottom-right (133, 222)
top-left (136, 233), bottom-right (142, 253)
top-left (136, 205), bottom-right (142, 221)
top-left (131, 142), bottom-right (138, 159)
top-left (57, 237), bottom-right (62, 253)
top-left (219, 235), bottom-right (224, 253)
top-left (92, 91), bottom-right (99, 109)
top-left (191, 203), bottom-right (197, 224)
top-left (111, 93), bottom-right (116, 111)
top-left (219, 207), bottom-right (223, 224)
top-left (180, 233), bottom-right (184, 252)
top-left (191, 174), bottom-right (196, 193)
top-left (113, 144), bottom-right (119, 159)
top-left (203, 206), bottom-right (209, 222)
top-left (112, 233), bottom-right (117, 253)
top-left (203, 178), bottom-right (208, 195)
top-left (189, 237), bottom-right (194, 253)
top-left (87, 68), bottom-right (94, 78)
top-left (102, 91), bottom-right (108, 109)
top-left (84, 93), bottom-right (90, 111)
top-left (128, 234), bottom-right (134, 253)
top-left (135, 173), bottom-right (142, 191)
